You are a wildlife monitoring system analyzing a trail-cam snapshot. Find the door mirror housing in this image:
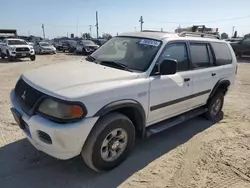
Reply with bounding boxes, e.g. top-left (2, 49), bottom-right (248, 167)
top-left (159, 59), bottom-right (178, 75)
